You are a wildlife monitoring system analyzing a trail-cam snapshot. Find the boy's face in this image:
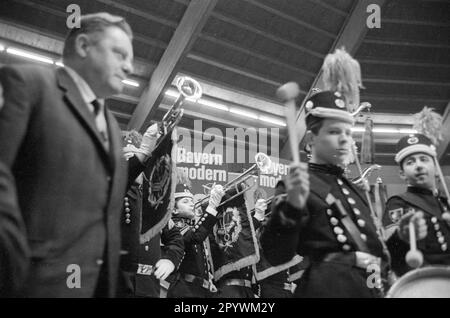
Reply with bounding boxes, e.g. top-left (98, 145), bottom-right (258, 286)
top-left (310, 119), bottom-right (353, 166)
top-left (174, 197), bottom-right (195, 219)
top-left (401, 153), bottom-right (436, 190)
